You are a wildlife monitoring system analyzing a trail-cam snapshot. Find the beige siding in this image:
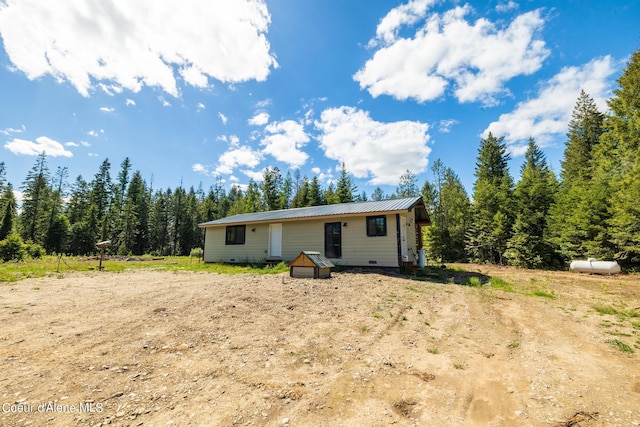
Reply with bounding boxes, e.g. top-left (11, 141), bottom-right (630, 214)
top-left (203, 208), bottom-right (421, 267)
top-left (400, 211), bottom-right (420, 264)
top-left (203, 224), bottom-right (270, 263)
